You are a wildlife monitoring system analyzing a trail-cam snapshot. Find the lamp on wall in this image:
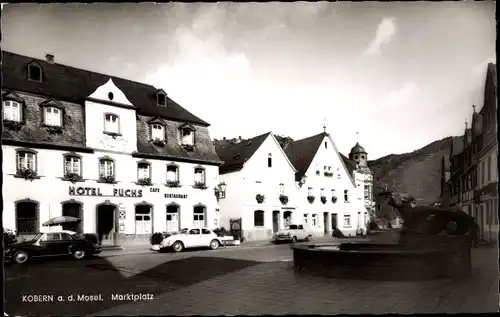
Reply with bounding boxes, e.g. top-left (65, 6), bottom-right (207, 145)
top-left (215, 182), bottom-right (227, 199)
